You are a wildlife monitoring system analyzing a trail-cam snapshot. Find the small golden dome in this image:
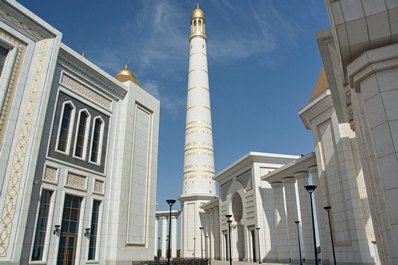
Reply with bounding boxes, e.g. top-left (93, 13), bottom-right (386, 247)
top-left (191, 7), bottom-right (205, 21)
top-left (115, 64), bottom-right (140, 85)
